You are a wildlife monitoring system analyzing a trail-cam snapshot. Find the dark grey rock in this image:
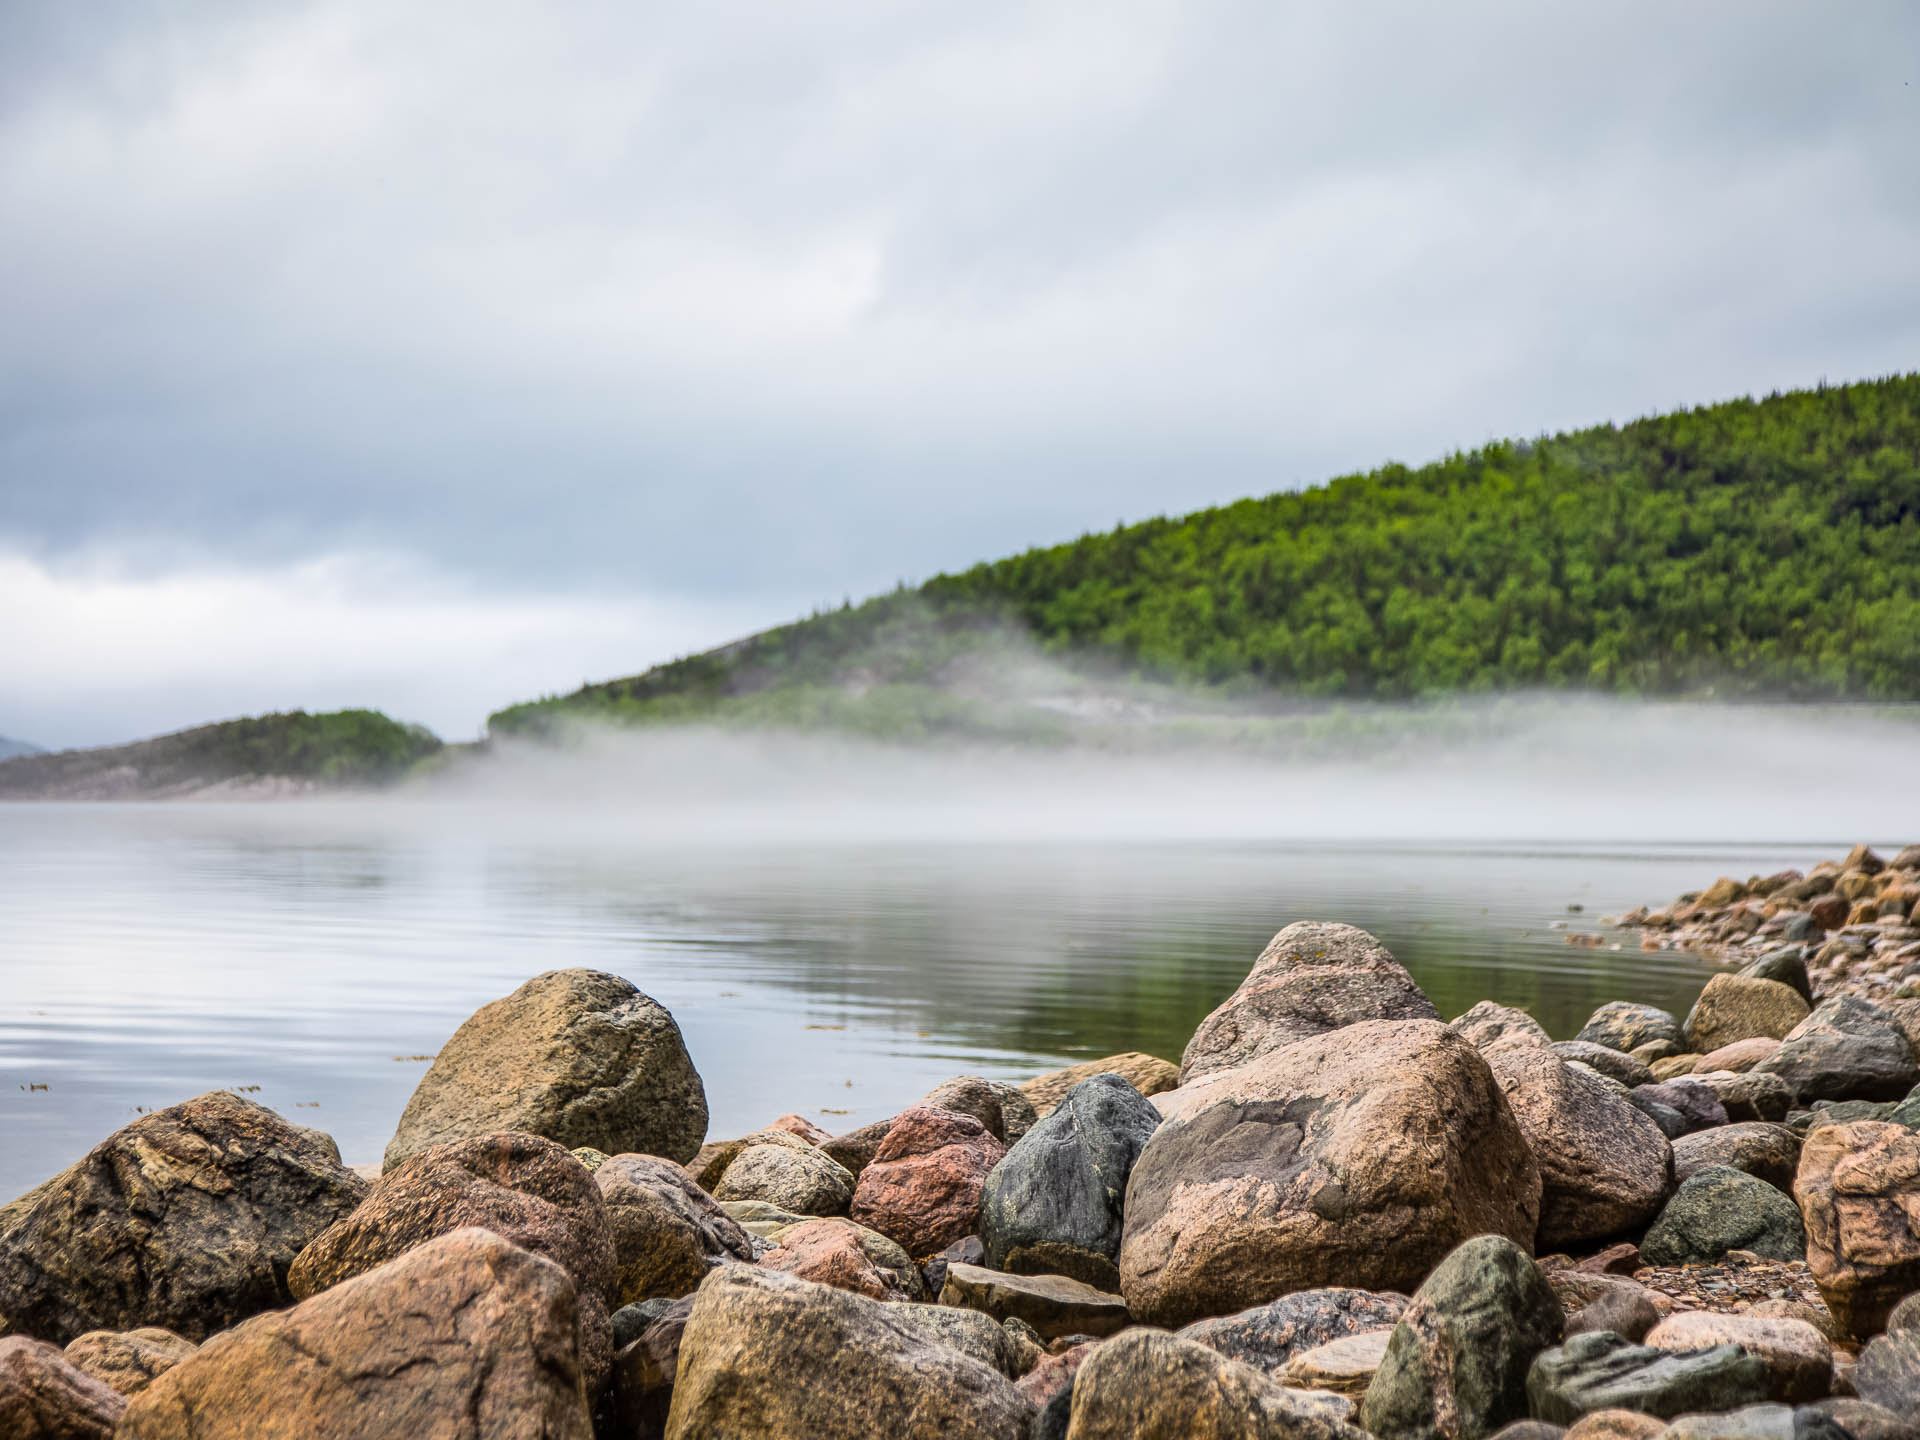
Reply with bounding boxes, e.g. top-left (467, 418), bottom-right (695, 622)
top-left (1179, 1287), bottom-right (1410, 1375)
top-left (979, 1074), bottom-right (1160, 1292)
top-left (1578, 1003), bottom-right (1684, 1055)
top-left (1565, 1287), bottom-right (1659, 1342)
top-left (1853, 1327), bottom-right (1920, 1411)
top-left (1640, 1166), bottom-right (1806, 1266)
top-left (1525, 1329), bottom-right (1772, 1424)
top-left (1362, 1234), bottom-right (1565, 1440)
top-left (1672, 1123), bottom-right (1802, 1190)
top-left (1632, 1080), bottom-right (1730, 1135)
top-left (1887, 1291), bottom-right (1920, 1332)
top-left (1553, 1042), bottom-right (1655, 1089)
top-left (1756, 999), bottom-right (1920, 1106)
top-left (1634, 1095), bottom-right (1692, 1140)
top-left (1692, 1070), bottom-right (1796, 1125)
top-left (1743, 949), bottom-right (1814, 1005)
